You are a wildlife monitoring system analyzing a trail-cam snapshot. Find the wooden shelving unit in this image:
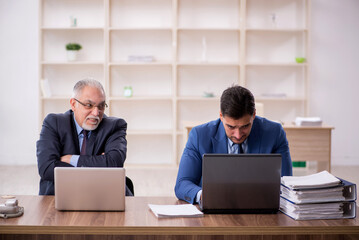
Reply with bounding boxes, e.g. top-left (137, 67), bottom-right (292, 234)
top-left (39, 0), bottom-right (310, 165)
